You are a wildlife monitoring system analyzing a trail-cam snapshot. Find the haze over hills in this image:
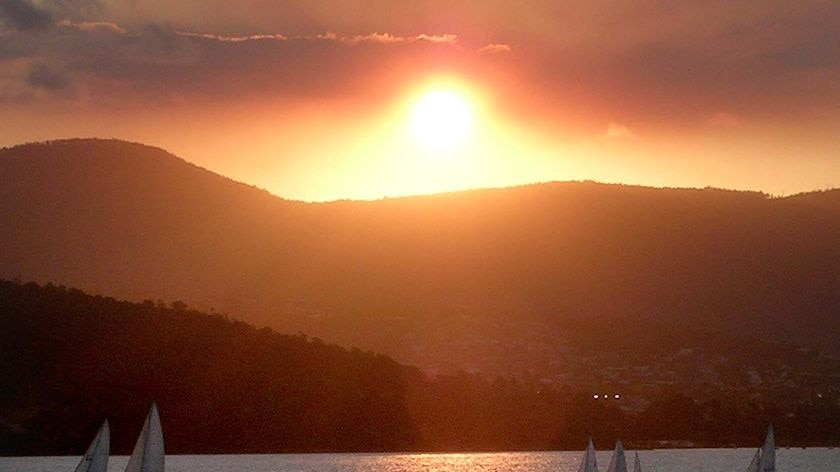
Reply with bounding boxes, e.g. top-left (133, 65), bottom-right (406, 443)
top-left (1, 139), bottom-right (839, 382)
